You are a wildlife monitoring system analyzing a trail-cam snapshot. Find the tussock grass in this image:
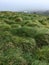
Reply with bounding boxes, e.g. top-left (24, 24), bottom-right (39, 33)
top-left (0, 11), bottom-right (49, 65)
